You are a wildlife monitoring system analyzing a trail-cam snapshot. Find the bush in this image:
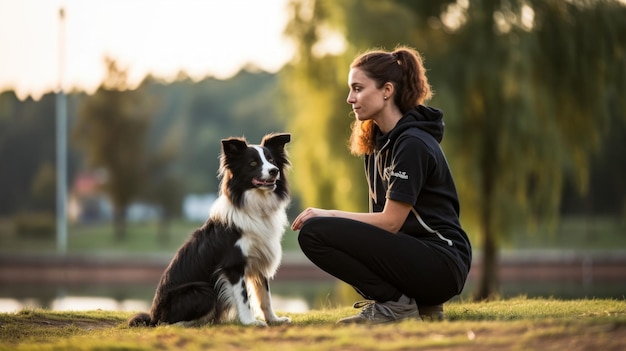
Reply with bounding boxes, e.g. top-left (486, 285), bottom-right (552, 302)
top-left (14, 212), bottom-right (56, 240)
